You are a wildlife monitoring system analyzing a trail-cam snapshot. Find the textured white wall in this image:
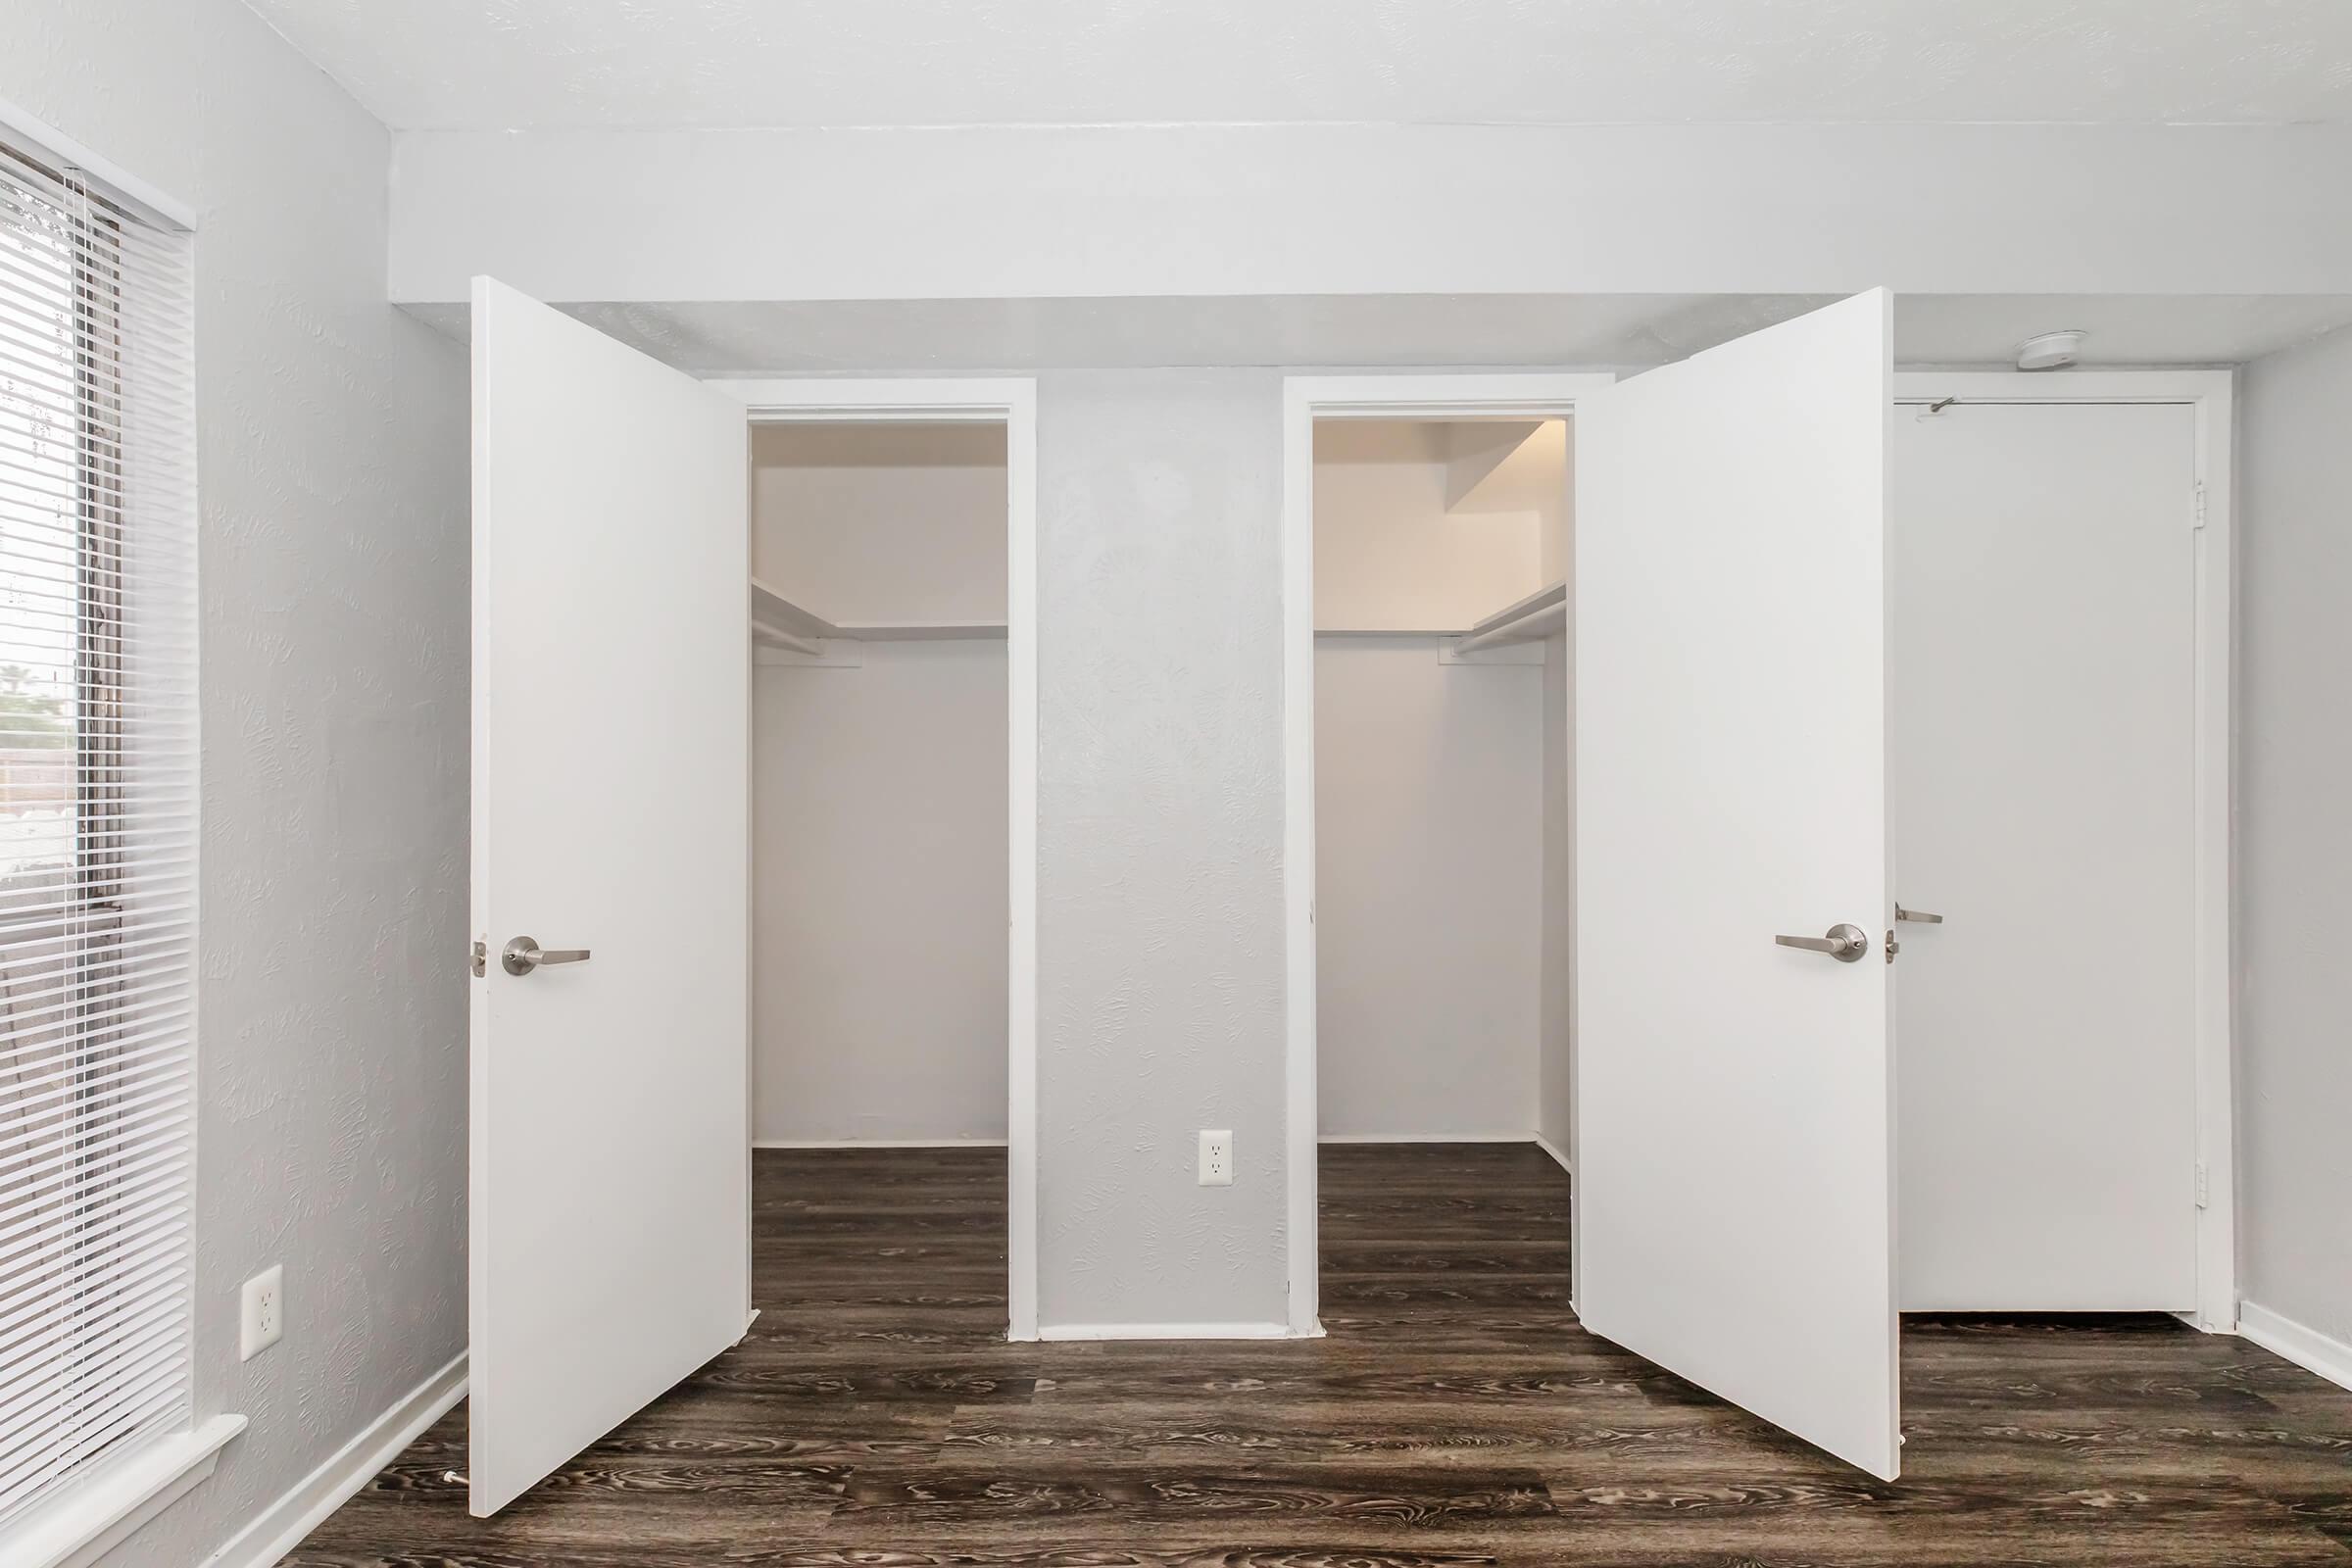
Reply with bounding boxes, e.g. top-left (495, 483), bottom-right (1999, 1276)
top-left (0, 6), bottom-right (468, 1564)
top-left (753, 643), bottom-right (1008, 1143)
top-left (1315, 640), bottom-right (1543, 1137)
top-left (389, 123), bottom-right (2352, 306)
top-left (751, 422), bottom-right (1007, 623)
top-left (2239, 325), bottom-right (2352, 1357)
top-left (1035, 371), bottom-right (1288, 1331)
